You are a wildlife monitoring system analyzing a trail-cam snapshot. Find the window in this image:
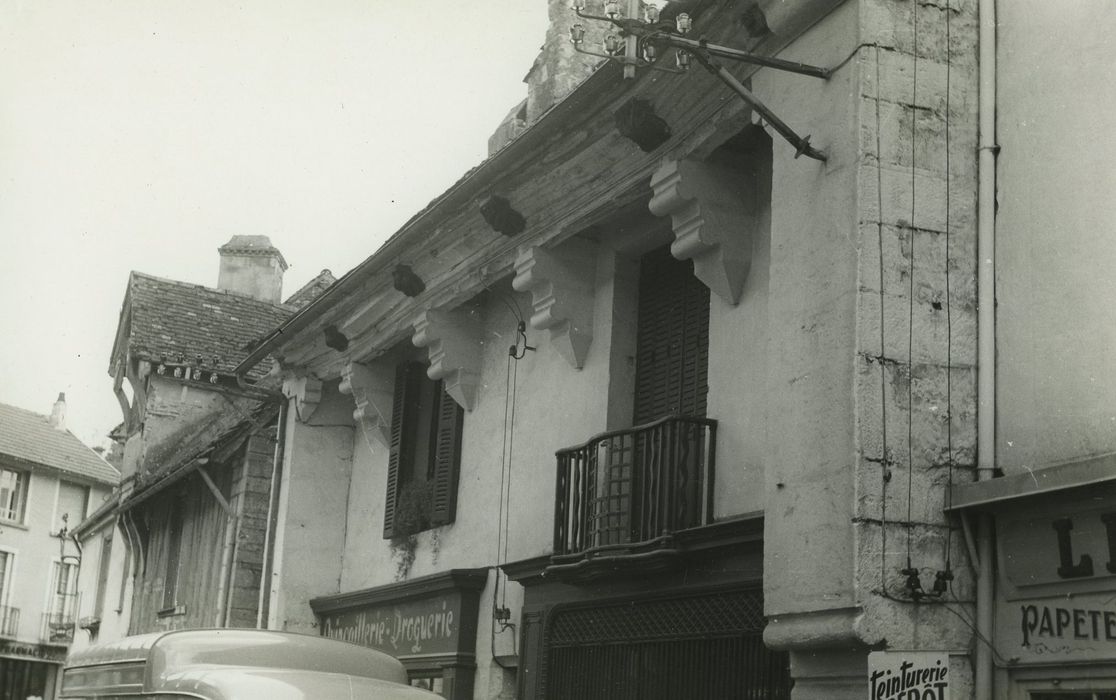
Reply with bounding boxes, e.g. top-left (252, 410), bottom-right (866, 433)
top-left (0, 468), bottom-right (28, 524)
top-left (0, 550), bottom-right (15, 637)
top-left (55, 480), bottom-right (89, 533)
top-left (383, 361), bottom-right (464, 539)
top-left (50, 559), bottom-right (78, 620)
top-left (632, 246), bottom-right (710, 424)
